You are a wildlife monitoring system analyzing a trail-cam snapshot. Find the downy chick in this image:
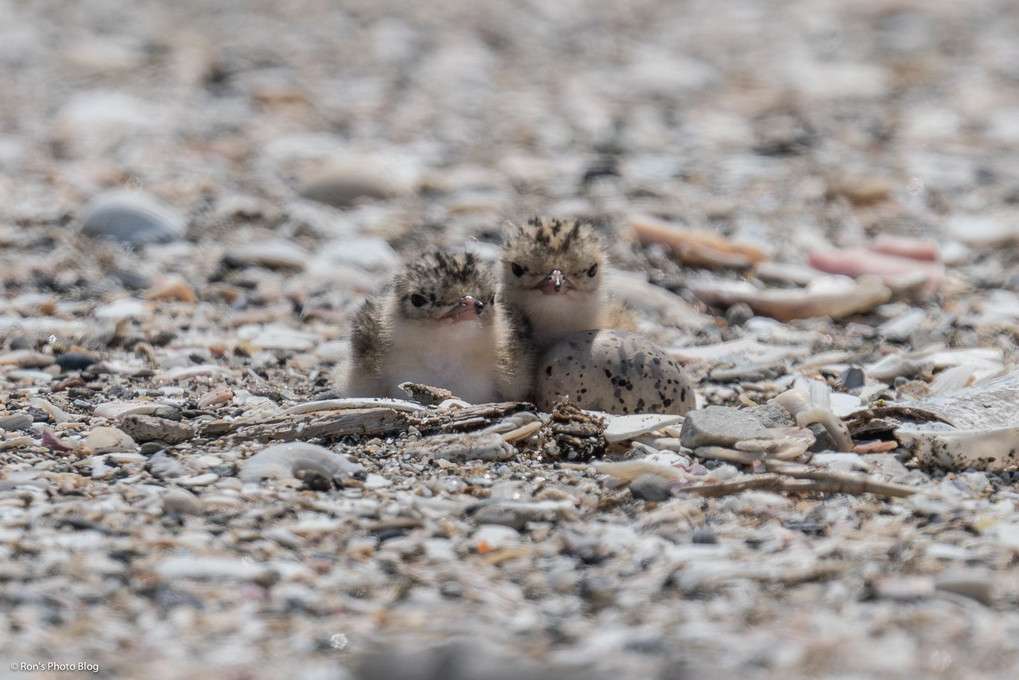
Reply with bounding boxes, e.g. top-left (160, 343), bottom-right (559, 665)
top-left (500, 216), bottom-right (615, 350)
top-left (342, 251), bottom-right (525, 403)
